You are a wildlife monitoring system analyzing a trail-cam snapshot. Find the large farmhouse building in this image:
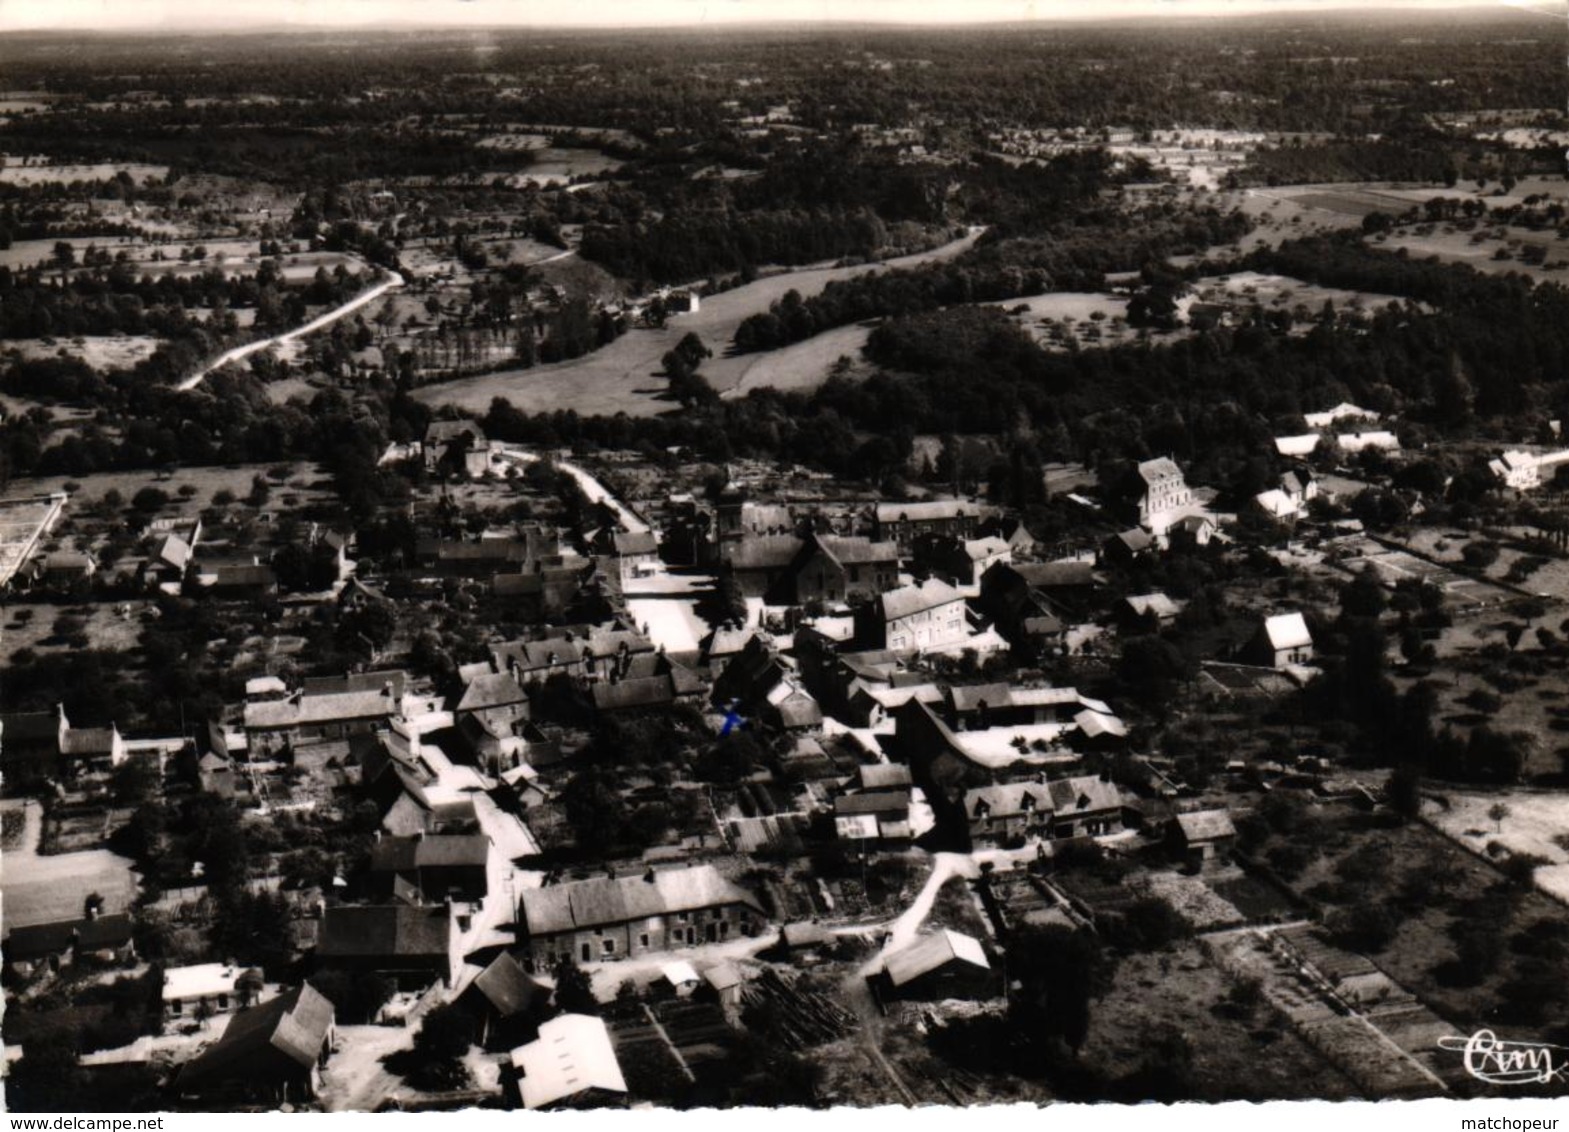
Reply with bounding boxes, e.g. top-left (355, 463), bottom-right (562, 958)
top-left (516, 865), bottom-right (764, 971)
